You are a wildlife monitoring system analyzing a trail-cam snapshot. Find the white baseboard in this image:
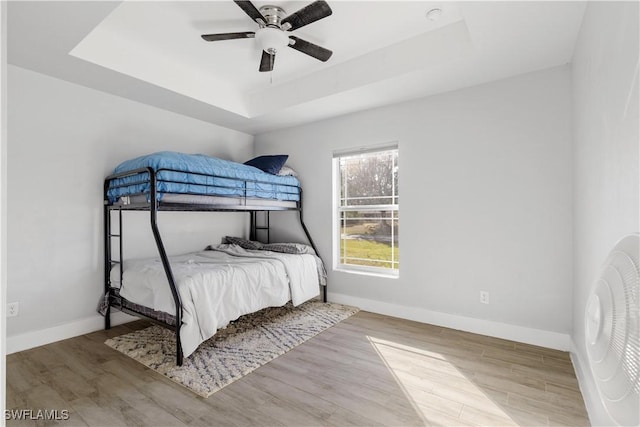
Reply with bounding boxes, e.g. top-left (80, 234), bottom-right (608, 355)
top-left (7, 294), bottom-right (571, 354)
top-left (6, 311), bottom-right (137, 355)
top-left (328, 292), bottom-right (572, 351)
